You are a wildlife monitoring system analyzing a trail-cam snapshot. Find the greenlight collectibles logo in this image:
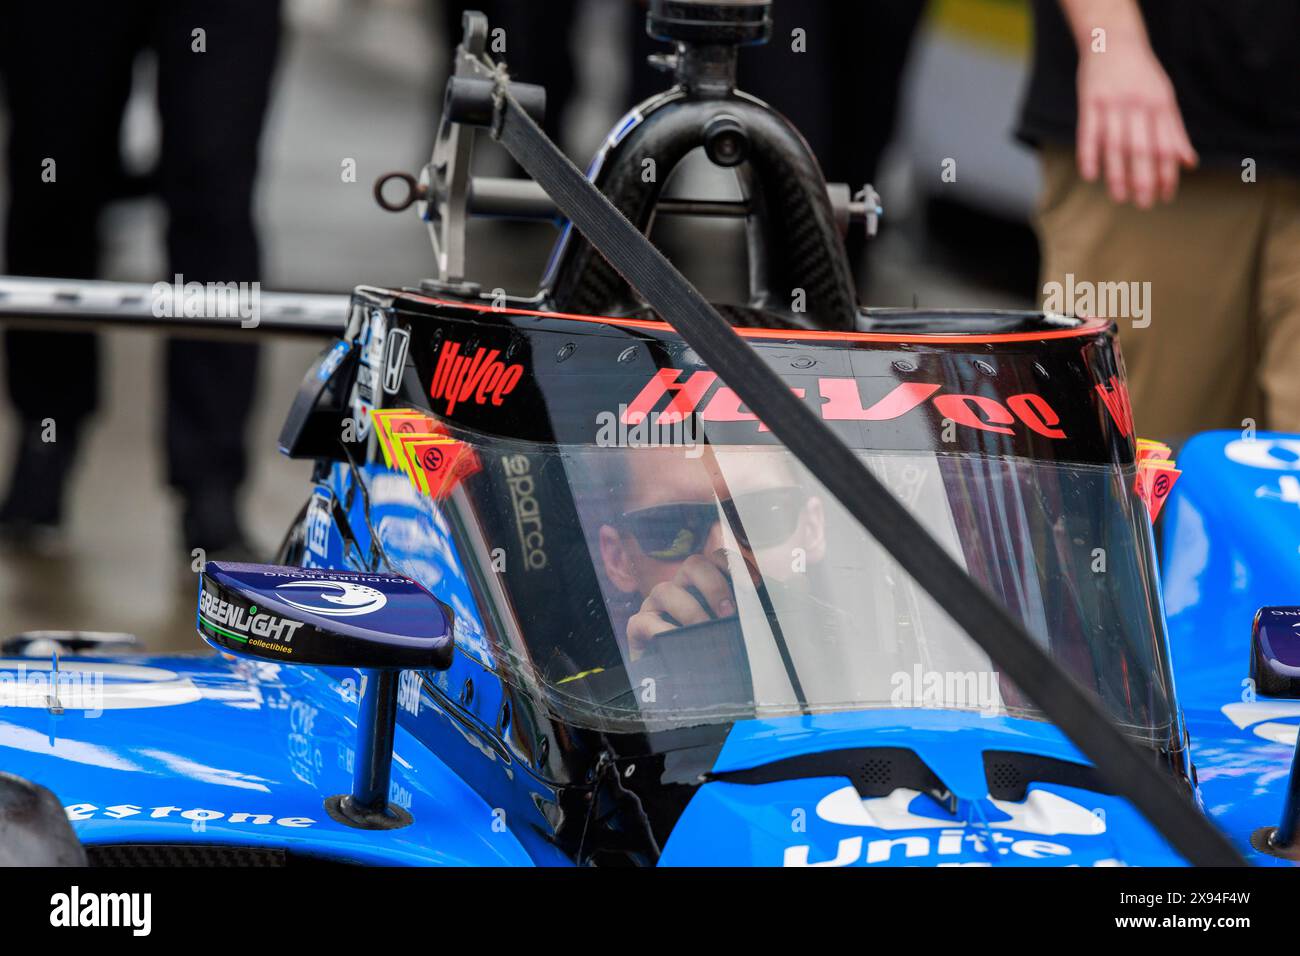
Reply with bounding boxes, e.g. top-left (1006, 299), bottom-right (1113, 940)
top-left (199, 589), bottom-right (305, 645)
